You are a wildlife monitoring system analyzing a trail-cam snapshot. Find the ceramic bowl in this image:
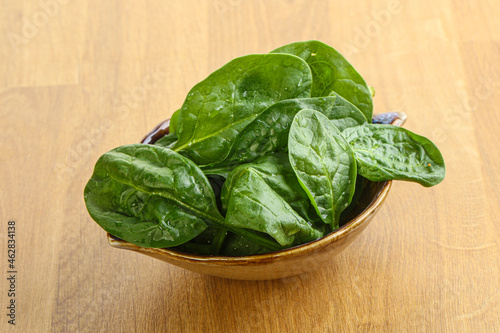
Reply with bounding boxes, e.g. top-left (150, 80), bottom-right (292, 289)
top-left (107, 111), bottom-right (406, 280)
